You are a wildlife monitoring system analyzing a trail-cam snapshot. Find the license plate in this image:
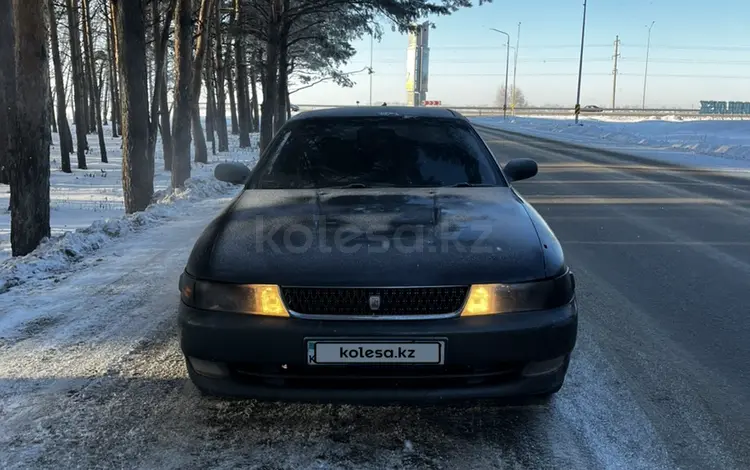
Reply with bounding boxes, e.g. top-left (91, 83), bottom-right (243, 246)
top-left (307, 340), bottom-right (445, 365)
